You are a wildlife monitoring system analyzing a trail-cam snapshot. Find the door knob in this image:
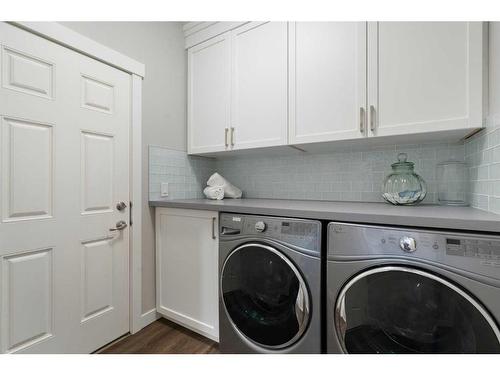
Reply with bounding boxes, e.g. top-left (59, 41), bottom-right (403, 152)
top-left (116, 201), bottom-right (127, 211)
top-left (110, 220), bottom-right (128, 231)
